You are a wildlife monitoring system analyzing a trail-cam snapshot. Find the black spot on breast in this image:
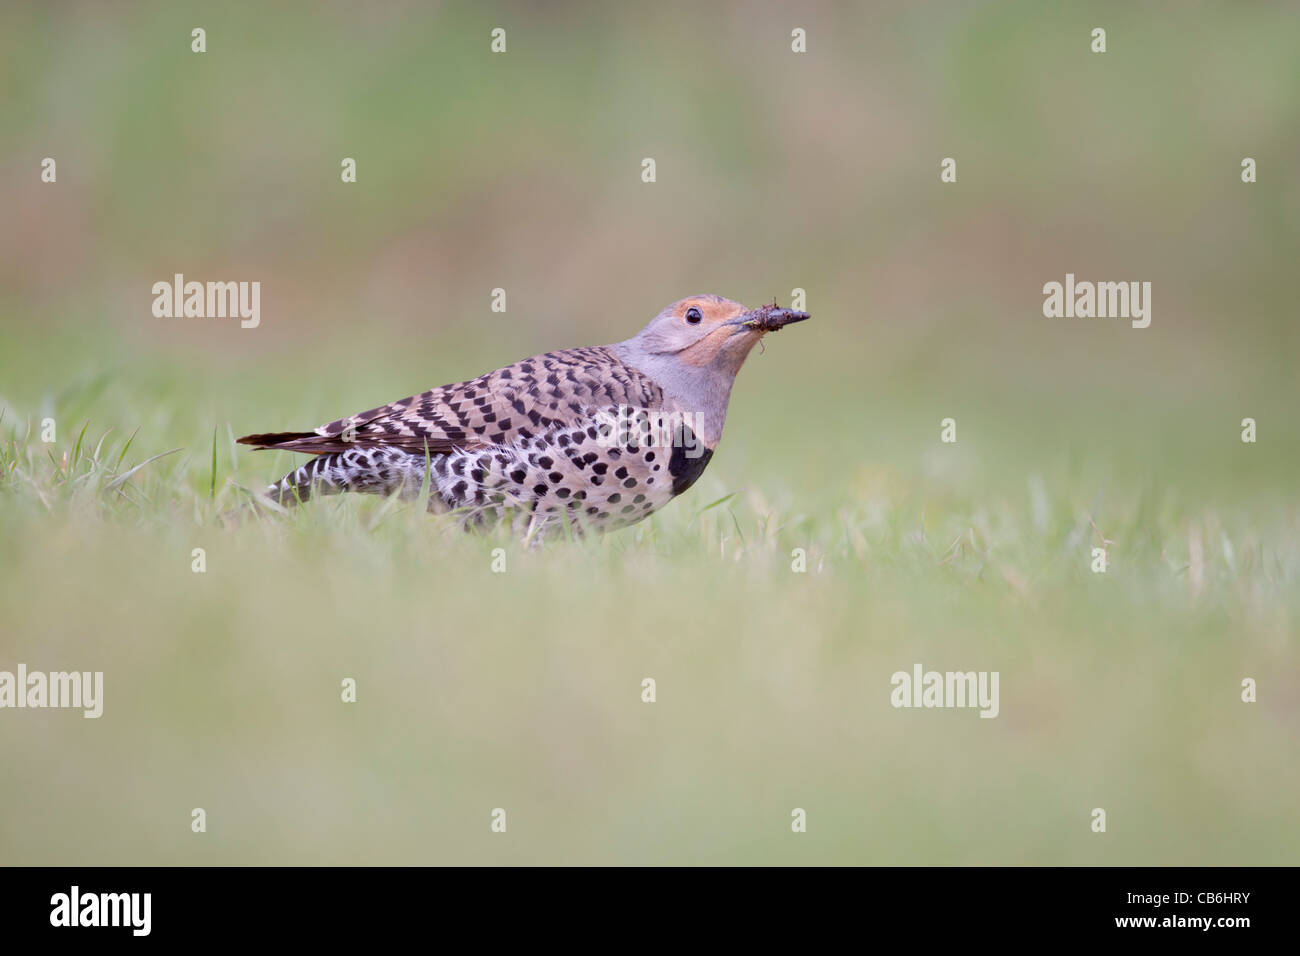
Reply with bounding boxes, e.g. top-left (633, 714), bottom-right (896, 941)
top-left (668, 433), bottom-right (713, 496)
